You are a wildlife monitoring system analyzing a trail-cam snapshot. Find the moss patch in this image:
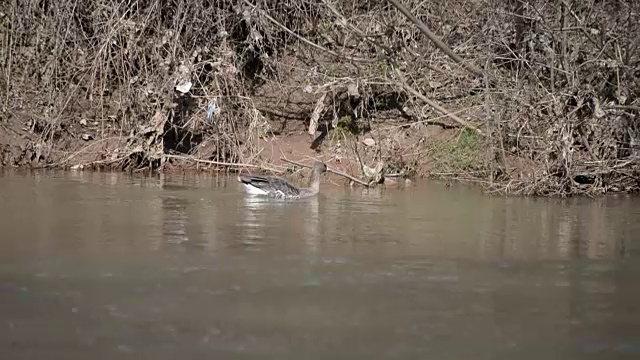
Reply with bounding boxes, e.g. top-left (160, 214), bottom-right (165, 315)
top-left (425, 128), bottom-right (485, 175)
